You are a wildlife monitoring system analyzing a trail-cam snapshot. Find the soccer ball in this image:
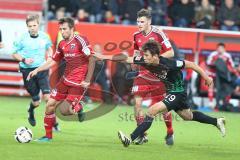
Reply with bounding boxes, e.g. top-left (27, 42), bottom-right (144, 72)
top-left (14, 127), bottom-right (33, 143)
